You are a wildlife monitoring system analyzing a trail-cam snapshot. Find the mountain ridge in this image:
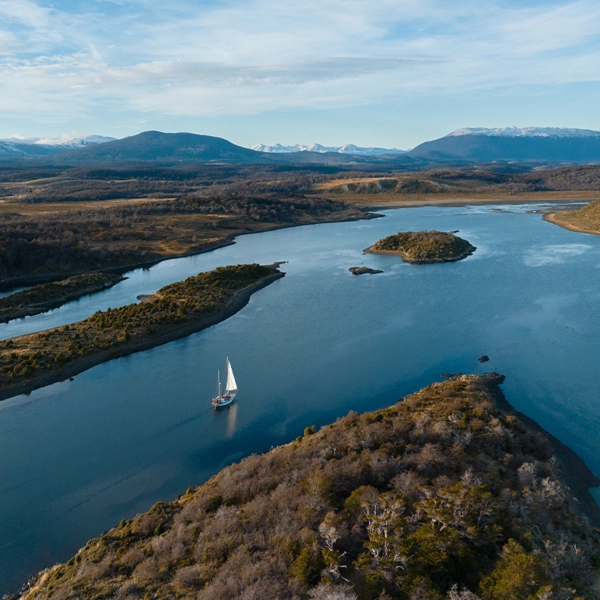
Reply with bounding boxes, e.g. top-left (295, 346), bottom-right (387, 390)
top-left (4, 126), bottom-right (600, 165)
top-left (409, 127), bottom-right (600, 163)
top-left (251, 142), bottom-right (406, 155)
top-left (447, 126), bottom-right (600, 139)
top-left (0, 134), bottom-right (114, 158)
